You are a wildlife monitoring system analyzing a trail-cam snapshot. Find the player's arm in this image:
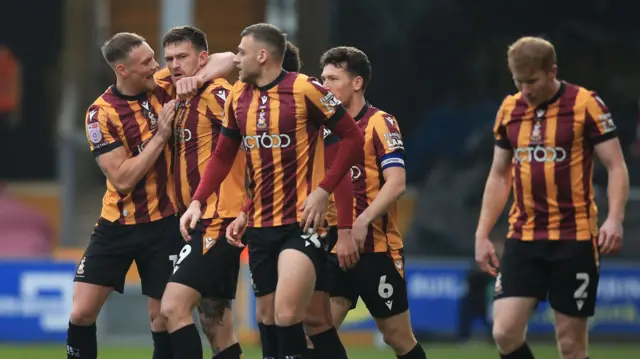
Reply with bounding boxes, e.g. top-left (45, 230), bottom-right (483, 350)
top-left (325, 132), bottom-right (354, 228)
top-left (88, 105), bottom-right (173, 194)
top-left (194, 52), bottom-right (236, 84)
top-left (357, 116), bottom-right (406, 225)
top-left (475, 101), bottom-right (513, 240)
top-left (191, 92), bottom-right (241, 209)
top-left (586, 93), bottom-right (629, 223)
top-left (305, 80), bottom-right (364, 195)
